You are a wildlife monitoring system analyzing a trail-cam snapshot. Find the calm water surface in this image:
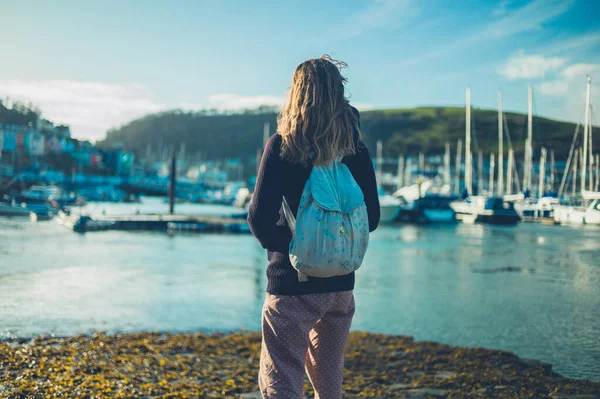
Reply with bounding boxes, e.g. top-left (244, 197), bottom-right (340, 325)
top-left (0, 200), bottom-right (599, 381)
